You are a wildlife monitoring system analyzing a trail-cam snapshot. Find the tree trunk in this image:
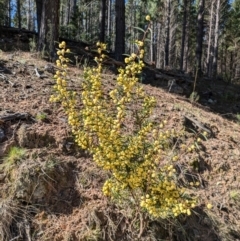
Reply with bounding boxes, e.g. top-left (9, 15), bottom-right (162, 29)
top-left (115, 0), bottom-right (125, 61)
top-left (165, 0), bottom-right (170, 67)
top-left (67, 0), bottom-right (70, 25)
top-left (99, 0), bottom-right (106, 42)
top-left (150, 22), bottom-right (154, 63)
top-left (169, 0), bottom-right (177, 68)
top-left (212, 0), bottom-right (220, 79)
top-left (26, 0), bottom-right (33, 30)
top-left (8, 0), bottom-right (12, 27)
top-left (126, 0), bottom-right (135, 54)
top-left (17, 0), bottom-right (21, 29)
top-left (132, 1), bottom-right (136, 53)
top-left (183, 0), bottom-right (191, 72)
top-left (38, 0), bottom-right (60, 59)
top-left (107, 0), bottom-right (111, 36)
top-left (68, 0), bottom-right (75, 23)
top-left (206, 0), bottom-right (214, 77)
top-left (156, 22), bottom-right (161, 69)
top-left (35, 0), bottom-right (42, 33)
top-left (63, 0), bottom-right (76, 26)
top-left (196, 0), bottom-right (205, 75)
top-left (180, 0), bottom-right (187, 71)
top-left (89, 3), bottom-right (92, 41)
